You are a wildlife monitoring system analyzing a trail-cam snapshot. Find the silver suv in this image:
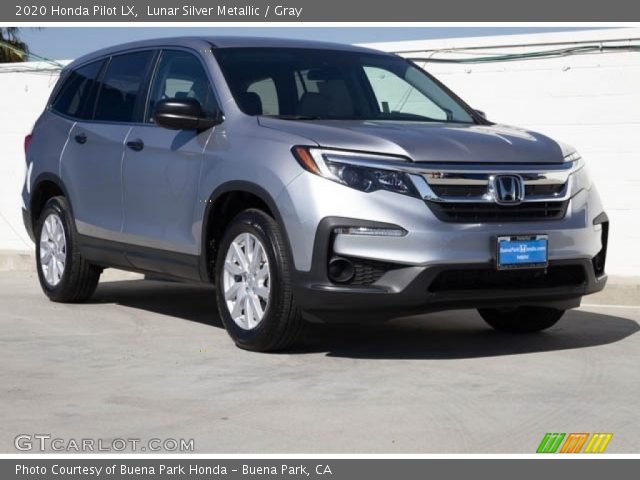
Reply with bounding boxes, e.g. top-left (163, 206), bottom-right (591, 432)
top-left (22, 37), bottom-right (609, 351)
